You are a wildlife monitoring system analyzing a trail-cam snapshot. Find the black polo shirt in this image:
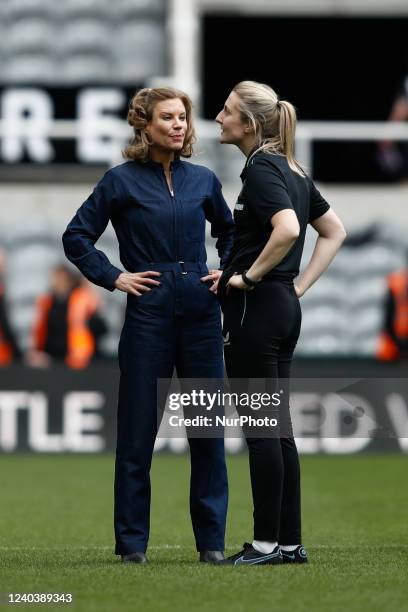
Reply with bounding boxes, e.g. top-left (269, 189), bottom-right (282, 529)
top-left (223, 151), bottom-right (330, 280)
